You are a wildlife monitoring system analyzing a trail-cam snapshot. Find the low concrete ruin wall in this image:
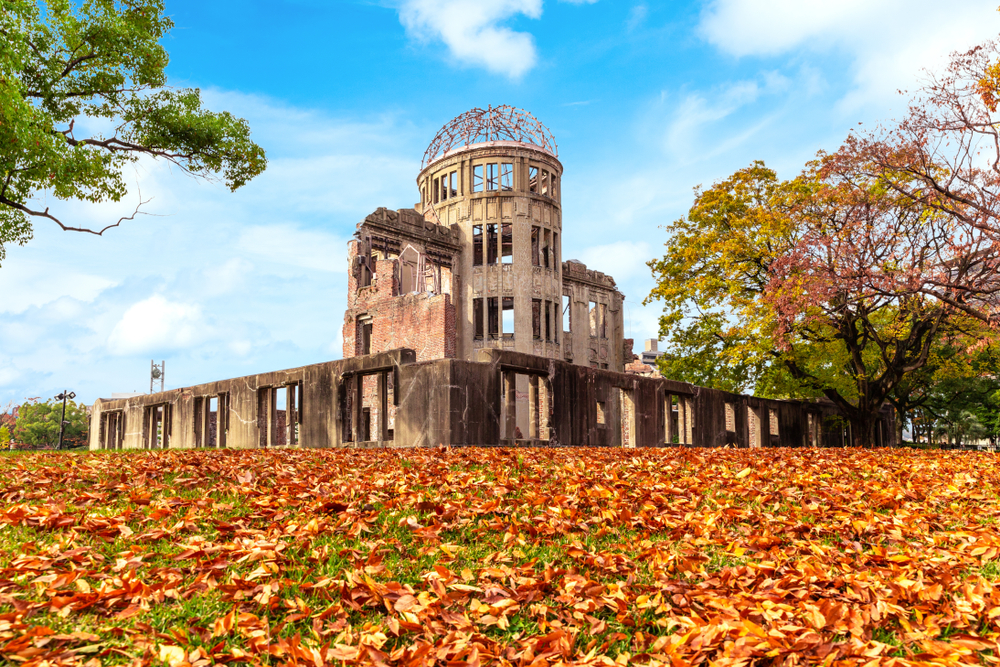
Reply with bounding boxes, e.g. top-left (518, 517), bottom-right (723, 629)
top-left (89, 348), bottom-right (894, 450)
